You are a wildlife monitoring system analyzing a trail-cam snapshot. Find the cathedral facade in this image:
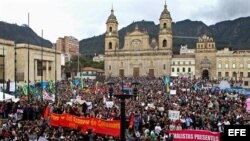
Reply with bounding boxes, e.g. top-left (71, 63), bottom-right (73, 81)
top-left (104, 2), bottom-right (250, 87)
top-left (105, 3), bottom-right (173, 78)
